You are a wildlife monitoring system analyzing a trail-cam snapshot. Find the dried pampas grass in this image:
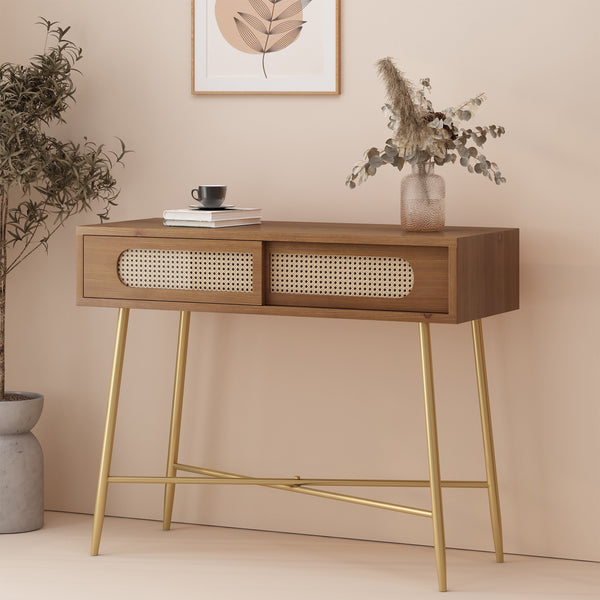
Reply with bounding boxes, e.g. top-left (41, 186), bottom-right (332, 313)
top-left (376, 57), bottom-right (427, 146)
